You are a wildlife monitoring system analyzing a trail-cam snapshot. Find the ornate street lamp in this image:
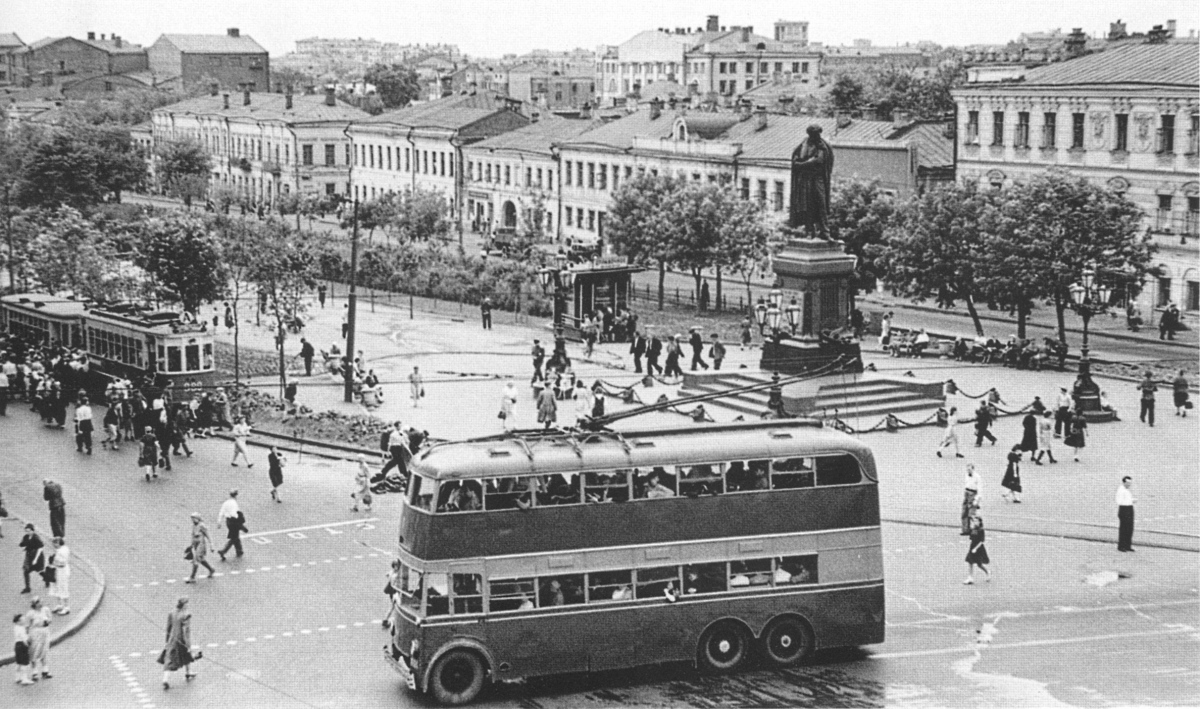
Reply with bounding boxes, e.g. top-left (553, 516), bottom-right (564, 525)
top-left (539, 261), bottom-right (575, 365)
top-left (768, 288), bottom-right (784, 311)
top-left (785, 298), bottom-right (801, 335)
top-left (766, 301), bottom-right (782, 337)
top-left (753, 296), bottom-right (768, 336)
top-left (1068, 265), bottom-right (1115, 421)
